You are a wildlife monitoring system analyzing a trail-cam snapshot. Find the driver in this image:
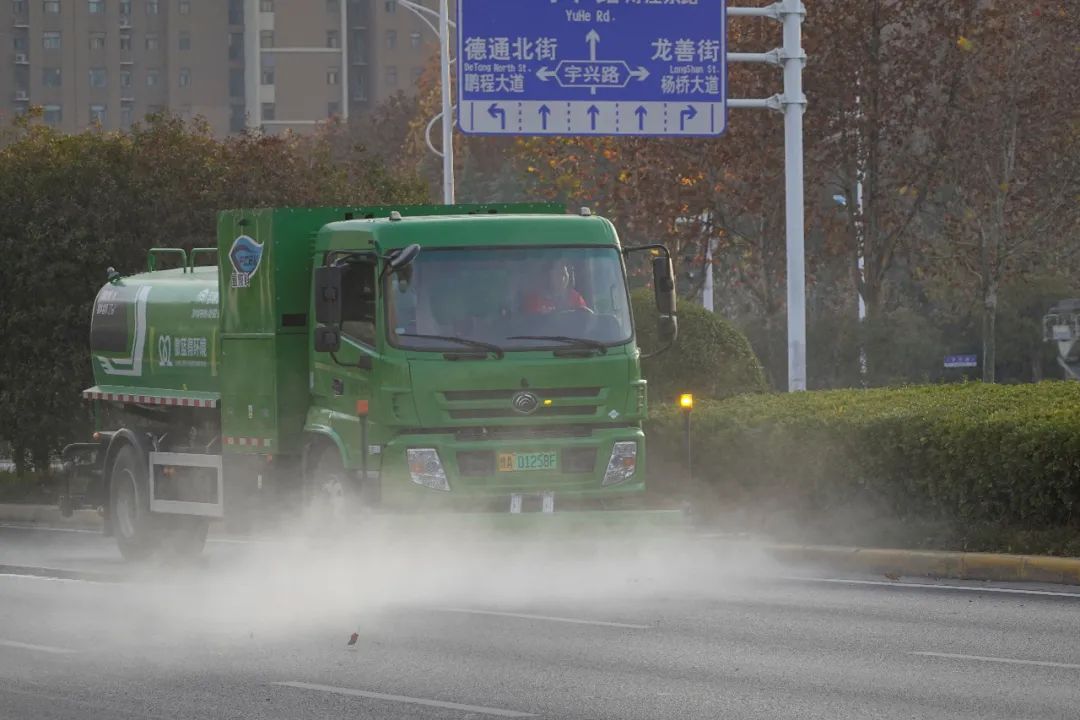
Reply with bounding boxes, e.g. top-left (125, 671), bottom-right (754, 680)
top-left (524, 260), bottom-right (589, 315)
